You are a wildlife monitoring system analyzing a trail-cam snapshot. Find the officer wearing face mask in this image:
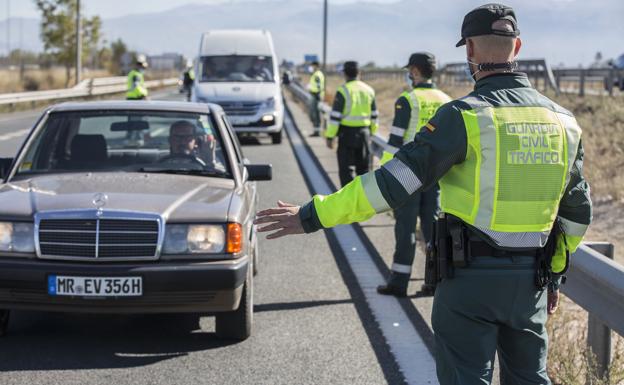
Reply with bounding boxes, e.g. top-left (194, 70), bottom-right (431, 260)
top-left (377, 53), bottom-right (452, 297)
top-left (255, 4), bottom-right (592, 383)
